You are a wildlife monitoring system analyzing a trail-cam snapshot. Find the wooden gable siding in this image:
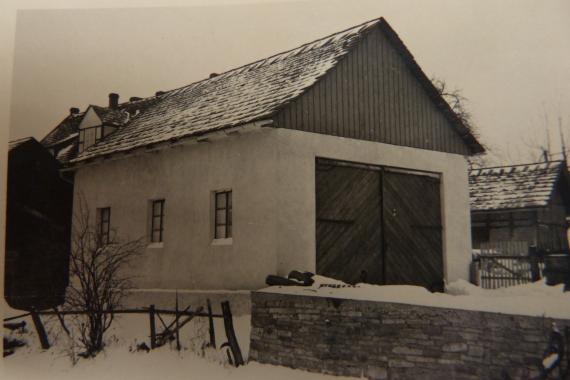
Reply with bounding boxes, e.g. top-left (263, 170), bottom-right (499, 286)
top-left (274, 27), bottom-right (470, 155)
